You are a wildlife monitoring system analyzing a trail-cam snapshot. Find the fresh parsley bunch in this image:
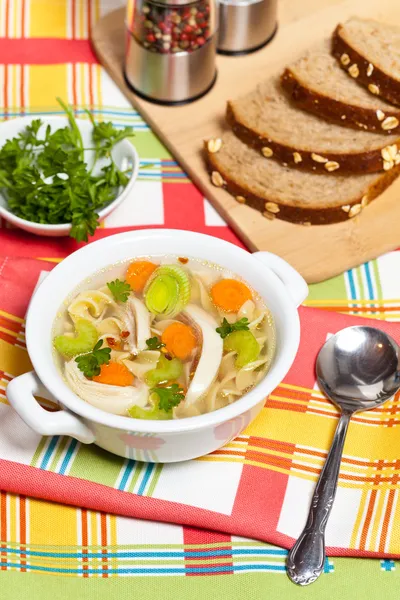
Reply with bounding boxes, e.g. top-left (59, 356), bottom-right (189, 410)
top-left (0, 98), bottom-right (134, 242)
